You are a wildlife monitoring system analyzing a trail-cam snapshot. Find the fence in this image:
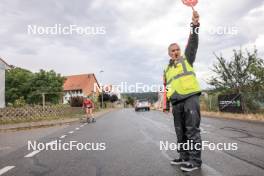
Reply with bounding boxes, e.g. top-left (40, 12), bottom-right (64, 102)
top-left (200, 92), bottom-right (264, 114)
top-left (0, 105), bottom-right (84, 124)
top-left (200, 94), bottom-right (219, 112)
